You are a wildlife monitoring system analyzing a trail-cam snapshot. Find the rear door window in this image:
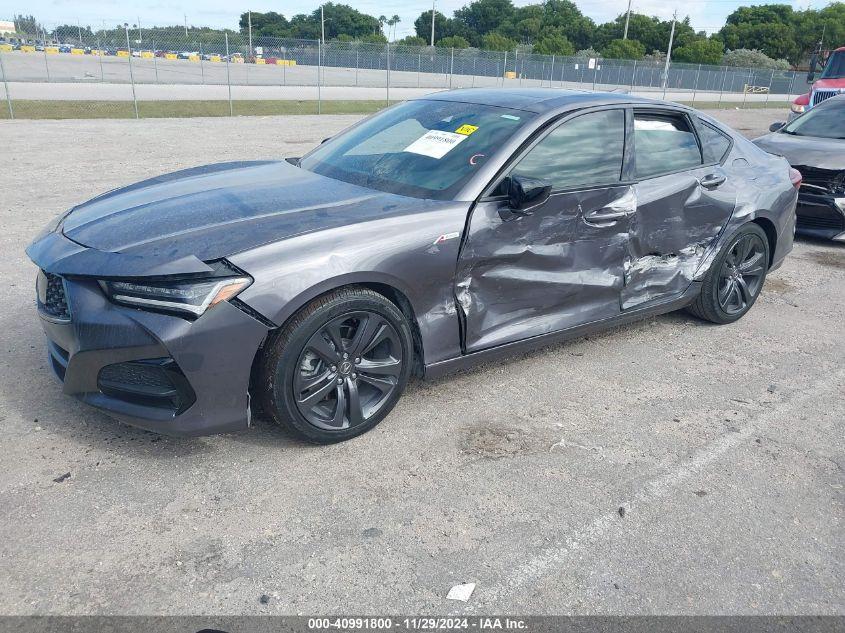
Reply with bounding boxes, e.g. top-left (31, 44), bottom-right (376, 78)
top-left (633, 112), bottom-right (702, 179)
top-left (697, 119), bottom-right (732, 163)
